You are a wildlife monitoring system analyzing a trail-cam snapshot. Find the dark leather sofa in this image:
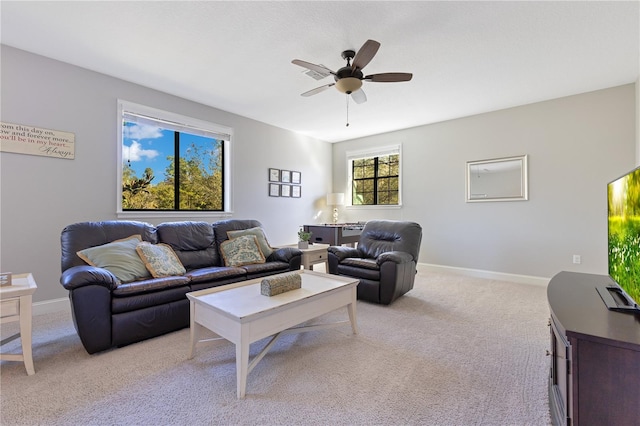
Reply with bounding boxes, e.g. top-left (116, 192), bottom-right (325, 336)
top-left (327, 220), bottom-right (422, 305)
top-left (60, 219), bottom-right (301, 354)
